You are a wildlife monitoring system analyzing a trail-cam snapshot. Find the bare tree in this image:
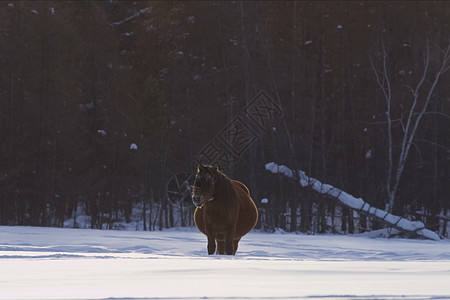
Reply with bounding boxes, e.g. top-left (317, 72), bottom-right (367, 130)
top-left (370, 40), bottom-right (450, 213)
